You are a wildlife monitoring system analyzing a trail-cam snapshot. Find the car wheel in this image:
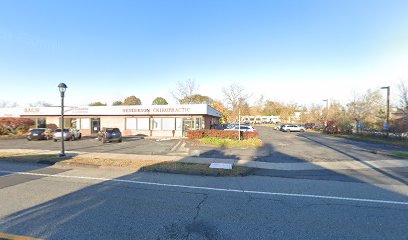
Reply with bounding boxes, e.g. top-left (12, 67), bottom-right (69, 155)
top-left (286, 129), bottom-right (290, 132)
top-left (118, 138), bottom-right (122, 143)
top-left (53, 139), bottom-right (57, 142)
top-left (300, 129), bottom-right (305, 132)
top-left (27, 138), bottom-right (31, 141)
